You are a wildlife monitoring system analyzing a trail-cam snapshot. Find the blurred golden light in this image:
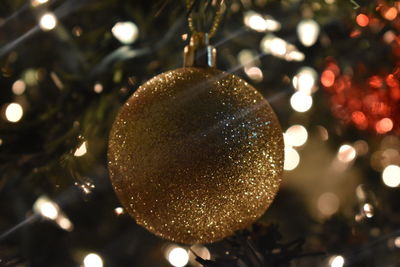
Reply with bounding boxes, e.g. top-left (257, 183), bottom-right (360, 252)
top-left (5, 103), bottom-right (23, 123)
top-left (356, 14), bottom-right (369, 27)
top-left (238, 49), bottom-right (257, 67)
top-left (382, 165), bottom-right (400, 187)
top-left (167, 246), bottom-right (189, 267)
top-left (317, 192), bottom-right (340, 217)
top-left (316, 125), bottom-right (329, 141)
top-left (244, 66), bottom-right (263, 82)
top-left (112, 21), bottom-right (139, 44)
top-left (290, 91), bottom-right (312, 112)
top-left (355, 185), bottom-right (366, 201)
top-left (284, 147), bottom-right (300, 171)
top-left (83, 253), bottom-right (103, 267)
top-left (297, 19), bottom-right (320, 47)
top-left (362, 203), bottom-right (374, 218)
top-left (33, 196), bottom-right (59, 220)
top-left (285, 125), bottom-right (308, 147)
top-left (94, 83), bottom-right (103, 93)
top-left (292, 67), bottom-right (317, 94)
top-left (12, 80), bottom-right (26, 95)
top-left (74, 141), bottom-right (87, 157)
top-left (39, 13), bottom-right (57, 31)
top-left (329, 255), bottom-right (345, 267)
top-left (353, 140), bottom-right (369, 156)
top-left (189, 245), bottom-right (211, 267)
top-left (270, 37), bottom-right (287, 56)
top-left (114, 207), bottom-right (124, 215)
top-left (337, 144), bottom-right (357, 163)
